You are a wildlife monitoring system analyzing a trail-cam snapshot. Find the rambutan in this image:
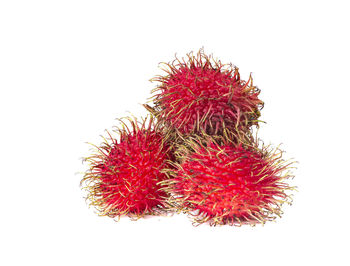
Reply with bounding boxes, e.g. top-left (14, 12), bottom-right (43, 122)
top-left (165, 135), bottom-right (295, 226)
top-left (81, 116), bottom-right (173, 219)
top-left (149, 49), bottom-right (264, 135)
top-left (80, 49), bottom-right (297, 227)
